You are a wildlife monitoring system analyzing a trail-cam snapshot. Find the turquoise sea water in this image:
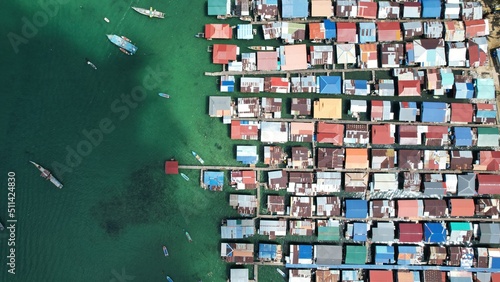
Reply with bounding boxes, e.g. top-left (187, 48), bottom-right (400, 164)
top-left (0, 0), bottom-right (262, 281)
